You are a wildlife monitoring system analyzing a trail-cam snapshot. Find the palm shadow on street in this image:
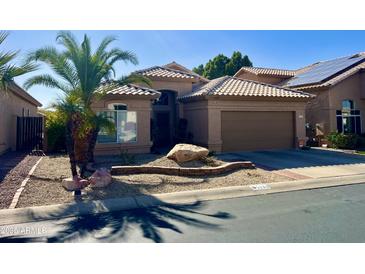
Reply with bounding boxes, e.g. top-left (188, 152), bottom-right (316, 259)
top-left (0, 196), bottom-right (233, 243)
